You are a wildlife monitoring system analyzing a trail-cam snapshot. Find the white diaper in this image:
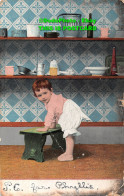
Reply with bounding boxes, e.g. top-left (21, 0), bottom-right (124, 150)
top-left (58, 99), bottom-right (91, 138)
